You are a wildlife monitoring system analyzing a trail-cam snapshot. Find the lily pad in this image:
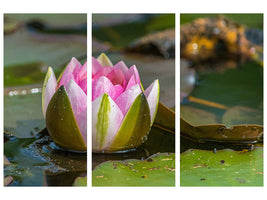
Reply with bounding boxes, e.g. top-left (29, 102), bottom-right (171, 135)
top-left (181, 118), bottom-right (263, 144)
top-left (92, 153), bottom-right (175, 186)
top-left (153, 102), bottom-right (175, 133)
top-left (181, 61), bottom-right (263, 143)
top-left (4, 92), bottom-right (45, 138)
top-left (180, 147), bottom-right (263, 186)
